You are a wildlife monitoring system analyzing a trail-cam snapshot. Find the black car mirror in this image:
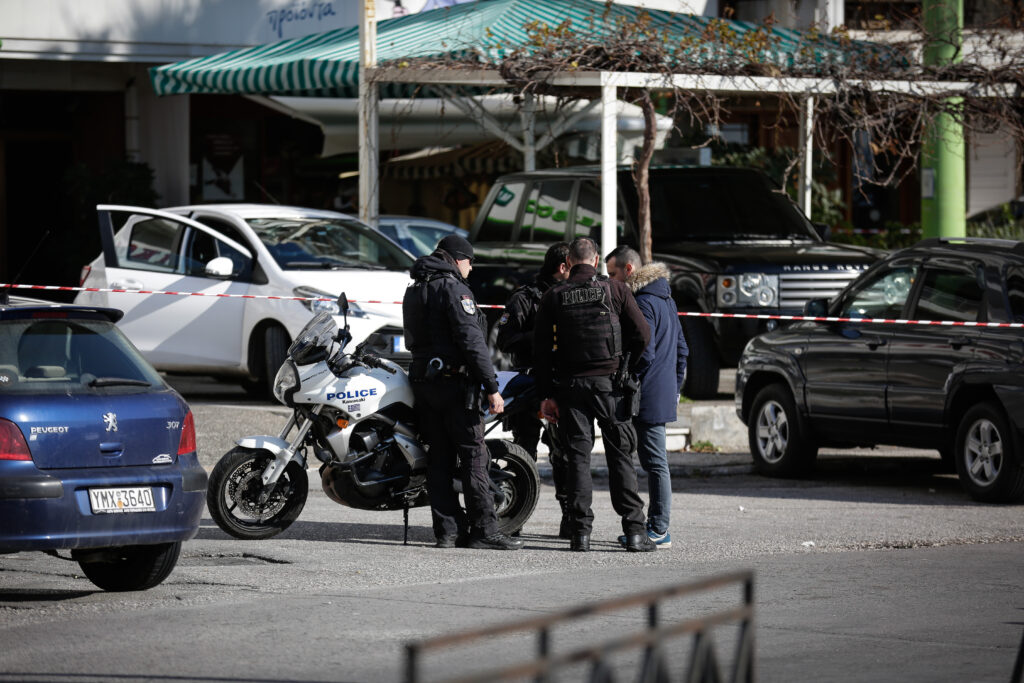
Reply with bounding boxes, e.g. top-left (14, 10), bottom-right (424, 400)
top-left (337, 293), bottom-right (349, 315)
top-left (803, 298), bottom-right (829, 317)
top-left (812, 223), bottom-right (831, 241)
